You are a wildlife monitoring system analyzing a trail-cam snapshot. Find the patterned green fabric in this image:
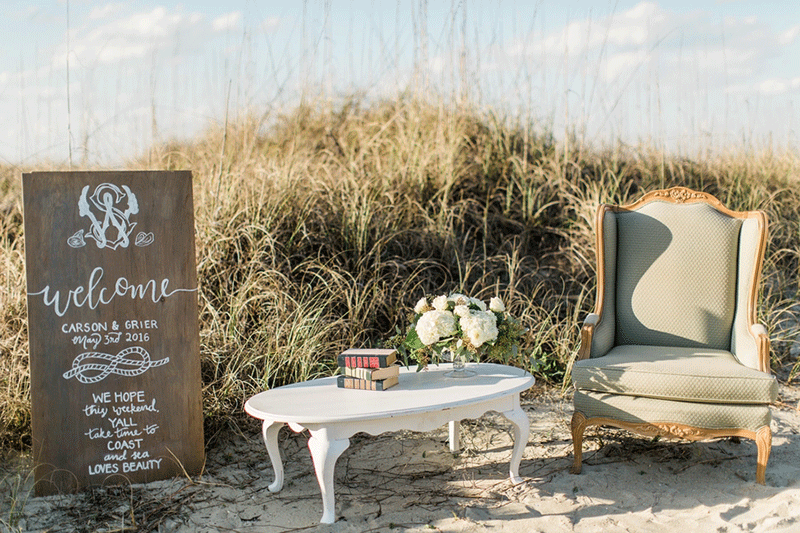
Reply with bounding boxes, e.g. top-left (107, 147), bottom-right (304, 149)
top-left (573, 345), bottom-right (777, 404)
top-left (591, 209), bottom-right (617, 358)
top-left (574, 390), bottom-right (772, 432)
top-left (614, 202), bottom-right (742, 350)
top-left (730, 218), bottom-right (763, 370)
